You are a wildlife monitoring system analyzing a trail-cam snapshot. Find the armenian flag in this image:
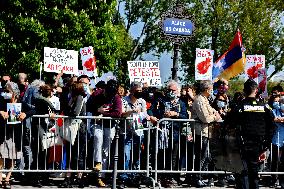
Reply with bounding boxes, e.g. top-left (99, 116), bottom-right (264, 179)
top-left (212, 30), bottom-right (246, 81)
